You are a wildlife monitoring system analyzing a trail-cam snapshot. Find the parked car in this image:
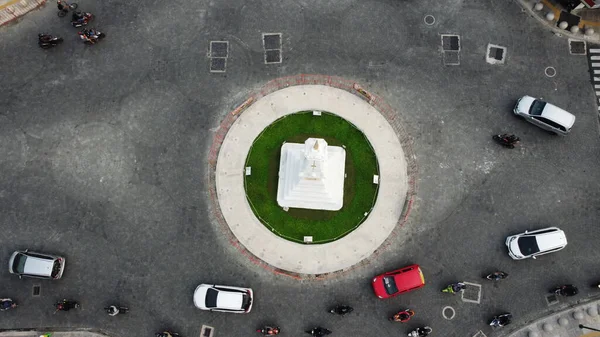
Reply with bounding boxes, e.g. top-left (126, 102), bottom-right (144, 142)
top-left (193, 284), bottom-right (253, 313)
top-left (371, 264), bottom-right (425, 299)
top-left (8, 249), bottom-right (65, 279)
top-left (505, 227), bottom-right (567, 260)
top-left (513, 95), bottom-right (575, 135)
